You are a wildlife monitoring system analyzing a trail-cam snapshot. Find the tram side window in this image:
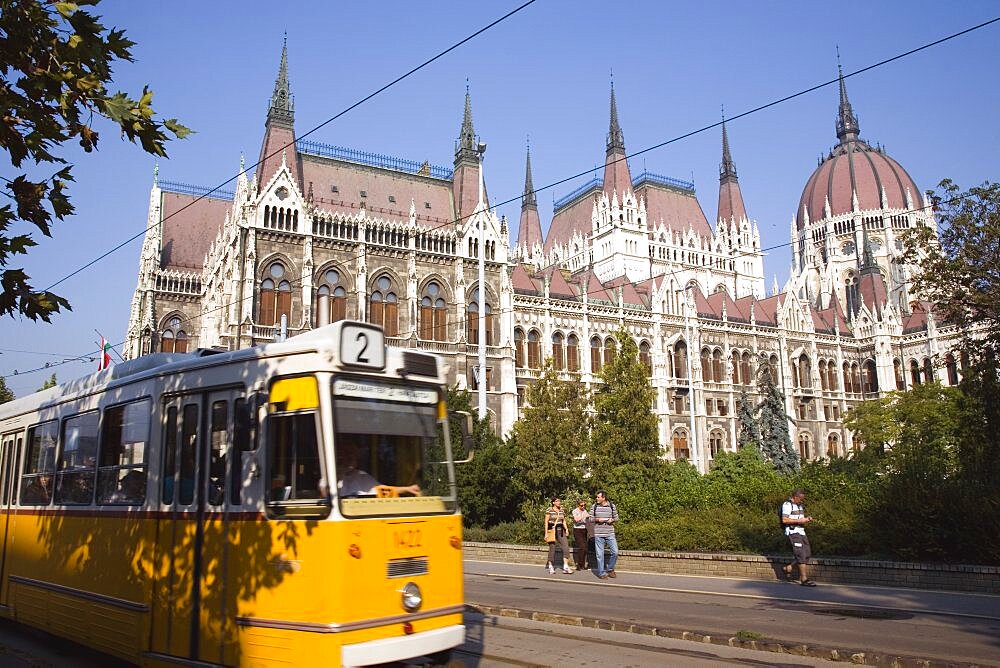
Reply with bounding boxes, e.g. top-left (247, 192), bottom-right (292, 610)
top-left (20, 420), bottom-right (58, 505)
top-left (267, 412), bottom-right (322, 502)
top-left (98, 400), bottom-right (151, 505)
top-left (230, 397), bottom-right (254, 506)
top-left (162, 406), bottom-right (177, 504)
top-left (55, 411), bottom-right (99, 505)
top-left (209, 401), bottom-right (228, 506)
